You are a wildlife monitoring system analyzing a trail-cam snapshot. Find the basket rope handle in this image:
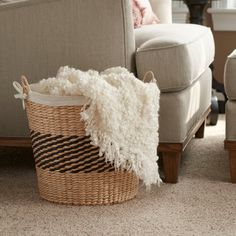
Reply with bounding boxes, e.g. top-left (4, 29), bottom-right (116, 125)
top-left (21, 75), bottom-right (30, 95)
top-left (142, 71), bottom-right (160, 88)
top-left (143, 71), bottom-right (156, 83)
top-left (13, 75), bottom-right (30, 110)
